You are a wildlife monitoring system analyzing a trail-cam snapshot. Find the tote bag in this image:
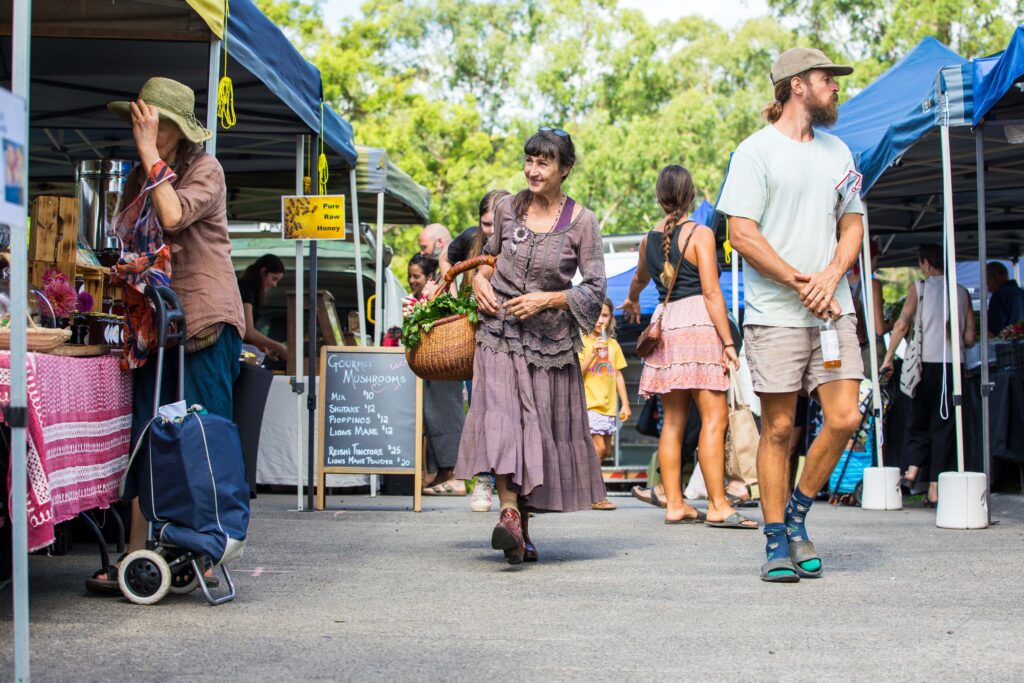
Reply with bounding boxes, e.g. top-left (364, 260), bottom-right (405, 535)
top-left (899, 281), bottom-right (924, 398)
top-left (724, 371), bottom-right (759, 487)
